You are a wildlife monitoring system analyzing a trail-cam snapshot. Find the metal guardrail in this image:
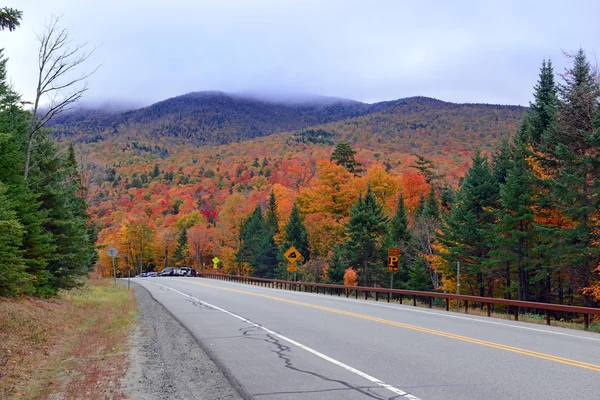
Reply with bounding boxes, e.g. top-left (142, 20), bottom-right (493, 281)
top-left (197, 272), bottom-right (600, 330)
